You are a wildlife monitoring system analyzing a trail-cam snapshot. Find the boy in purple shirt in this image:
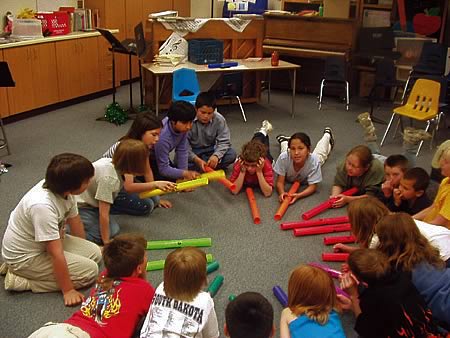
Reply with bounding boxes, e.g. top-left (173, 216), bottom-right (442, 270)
top-left (153, 101), bottom-right (200, 181)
